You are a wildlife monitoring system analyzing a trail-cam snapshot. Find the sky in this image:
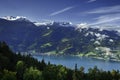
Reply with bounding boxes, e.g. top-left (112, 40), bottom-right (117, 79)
top-left (0, 0), bottom-right (120, 27)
